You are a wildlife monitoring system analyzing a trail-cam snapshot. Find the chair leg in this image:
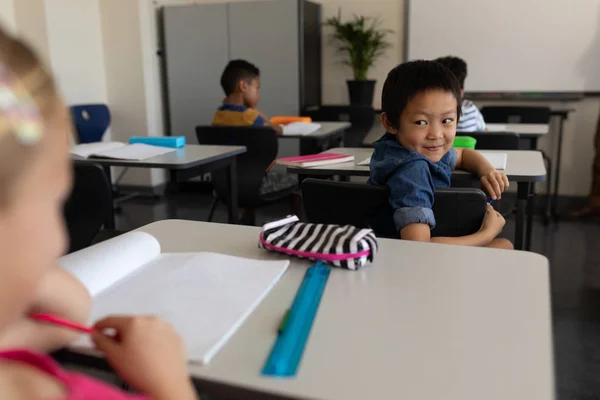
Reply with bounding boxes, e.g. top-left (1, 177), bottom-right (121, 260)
top-left (207, 196), bottom-right (218, 222)
top-left (541, 151), bottom-right (552, 225)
